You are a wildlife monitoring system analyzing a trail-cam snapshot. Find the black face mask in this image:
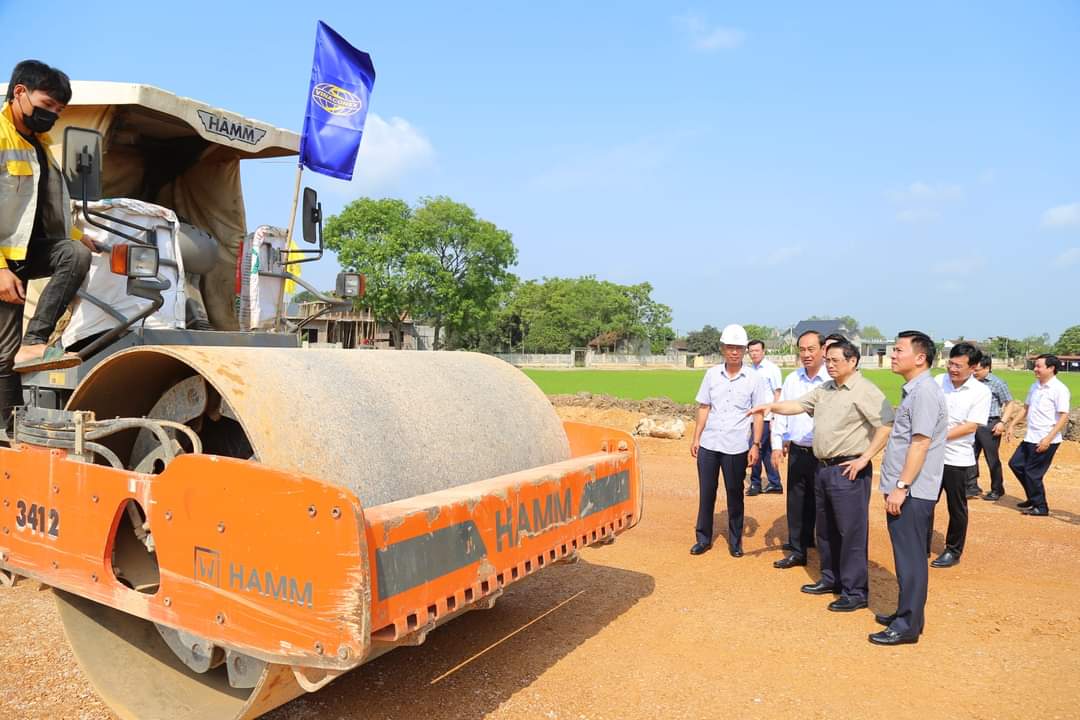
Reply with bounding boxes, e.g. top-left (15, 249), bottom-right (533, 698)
top-left (18, 92), bottom-right (59, 134)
